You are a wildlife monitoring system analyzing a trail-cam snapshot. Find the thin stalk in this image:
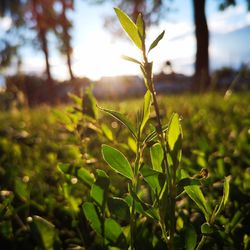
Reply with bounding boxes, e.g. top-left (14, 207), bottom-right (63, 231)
top-left (130, 201), bottom-right (135, 250)
top-left (129, 131), bottom-right (142, 250)
top-left (142, 47), bottom-right (175, 250)
top-left (160, 218), bottom-right (169, 244)
top-left (196, 235), bottom-right (207, 250)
